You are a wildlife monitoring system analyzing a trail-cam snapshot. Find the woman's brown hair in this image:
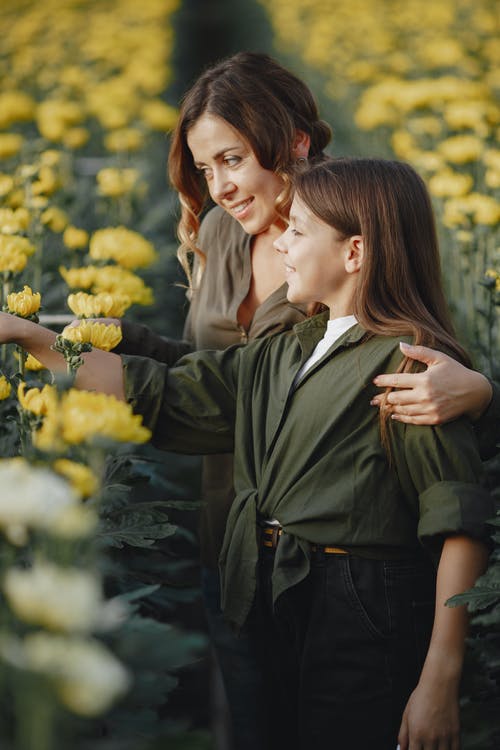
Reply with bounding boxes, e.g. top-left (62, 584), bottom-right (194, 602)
top-left (168, 51), bottom-right (331, 286)
top-left (293, 157), bottom-right (472, 450)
